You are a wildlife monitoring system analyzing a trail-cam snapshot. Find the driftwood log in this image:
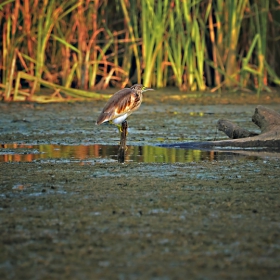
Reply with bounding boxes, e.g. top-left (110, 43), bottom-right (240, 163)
top-left (217, 119), bottom-right (259, 139)
top-left (160, 105), bottom-right (280, 150)
top-left (216, 105), bottom-right (280, 147)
